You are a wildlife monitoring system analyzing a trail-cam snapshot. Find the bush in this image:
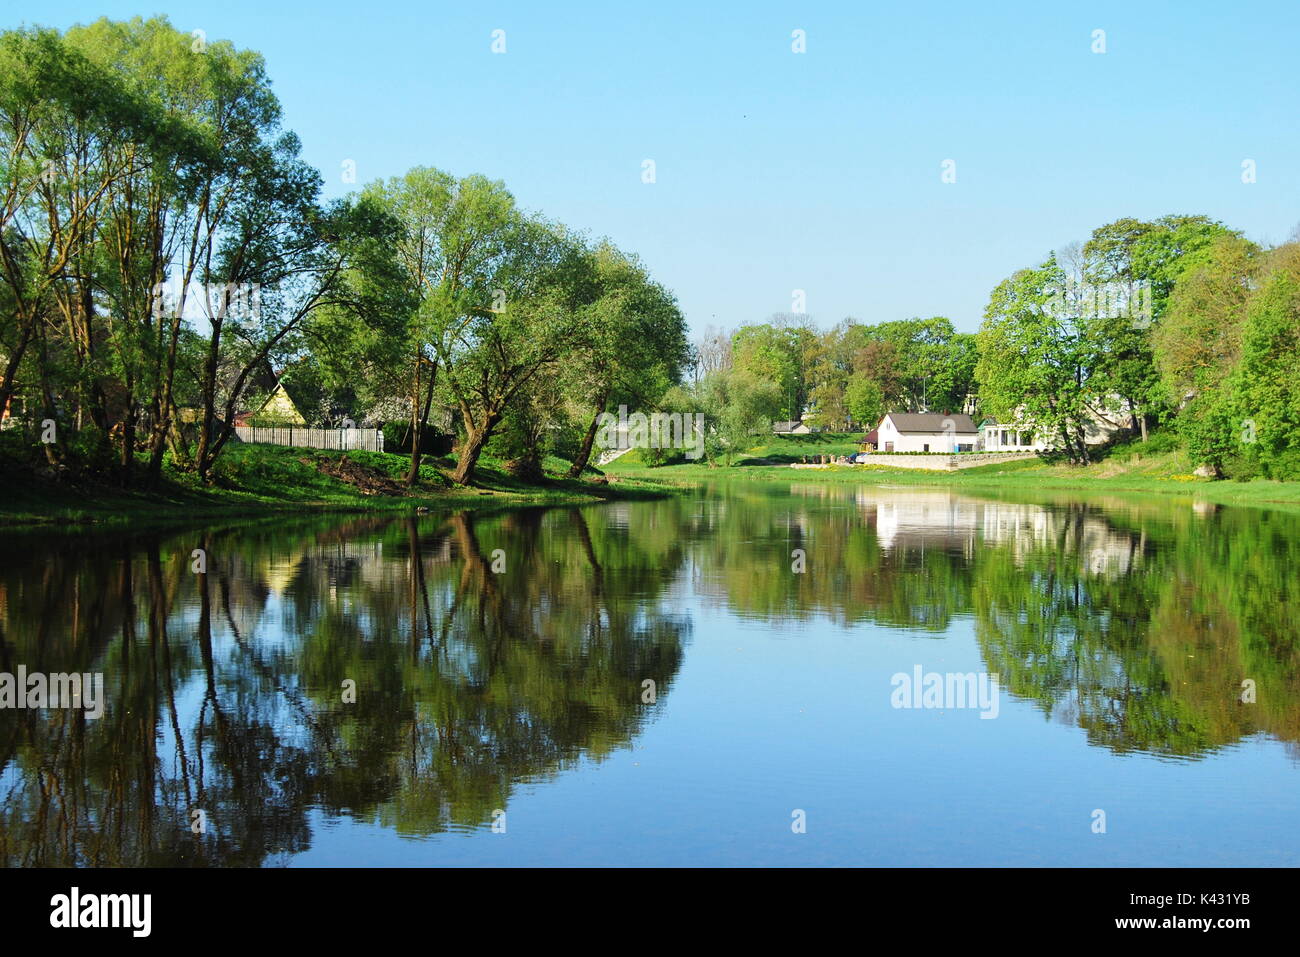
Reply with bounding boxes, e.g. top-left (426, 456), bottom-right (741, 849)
top-left (61, 425), bottom-right (115, 475)
top-left (1222, 454), bottom-right (1263, 482)
top-left (381, 422), bottom-right (452, 456)
top-left (1141, 427), bottom-right (1181, 454)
